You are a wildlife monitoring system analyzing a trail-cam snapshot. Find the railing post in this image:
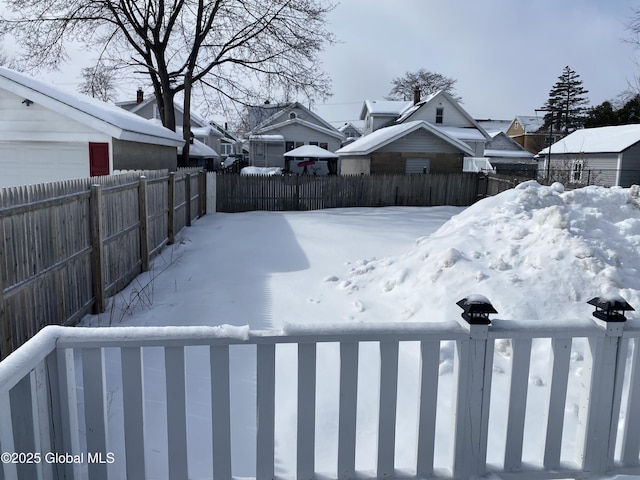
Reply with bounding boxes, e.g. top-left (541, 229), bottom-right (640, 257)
top-left (452, 296), bottom-right (496, 479)
top-left (90, 184), bottom-right (105, 313)
top-left (577, 297), bottom-right (634, 474)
